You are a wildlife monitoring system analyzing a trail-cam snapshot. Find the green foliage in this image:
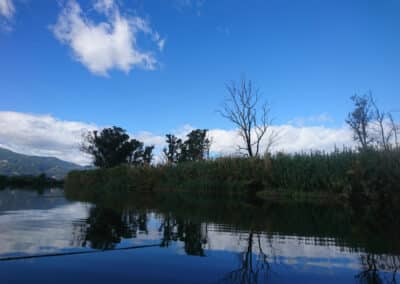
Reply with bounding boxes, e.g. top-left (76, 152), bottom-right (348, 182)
top-left (347, 148), bottom-right (400, 198)
top-left (142, 146), bottom-right (155, 165)
top-left (163, 129), bottom-right (211, 164)
top-left (270, 148), bottom-right (400, 198)
top-left (269, 149), bottom-right (355, 194)
top-left (179, 129), bottom-right (211, 162)
top-left (163, 134), bottom-right (182, 164)
top-left (65, 148), bottom-right (400, 201)
top-left (81, 126), bottom-right (154, 168)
